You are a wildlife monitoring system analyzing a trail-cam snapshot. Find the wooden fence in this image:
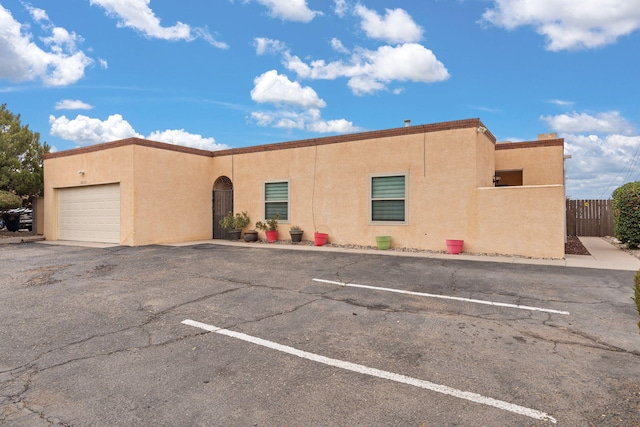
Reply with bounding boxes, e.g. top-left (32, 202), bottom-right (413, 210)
top-left (566, 199), bottom-right (614, 237)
